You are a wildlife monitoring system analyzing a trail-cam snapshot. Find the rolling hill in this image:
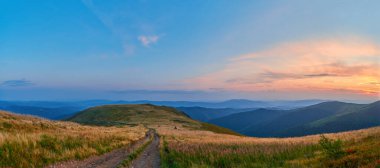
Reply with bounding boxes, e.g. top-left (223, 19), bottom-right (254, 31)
top-left (0, 105), bottom-right (81, 120)
top-left (68, 104), bottom-right (240, 136)
top-left (282, 101), bottom-right (380, 136)
top-left (209, 101), bottom-right (380, 137)
top-left (209, 108), bottom-right (288, 132)
top-left (176, 107), bottom-right (255, 121)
